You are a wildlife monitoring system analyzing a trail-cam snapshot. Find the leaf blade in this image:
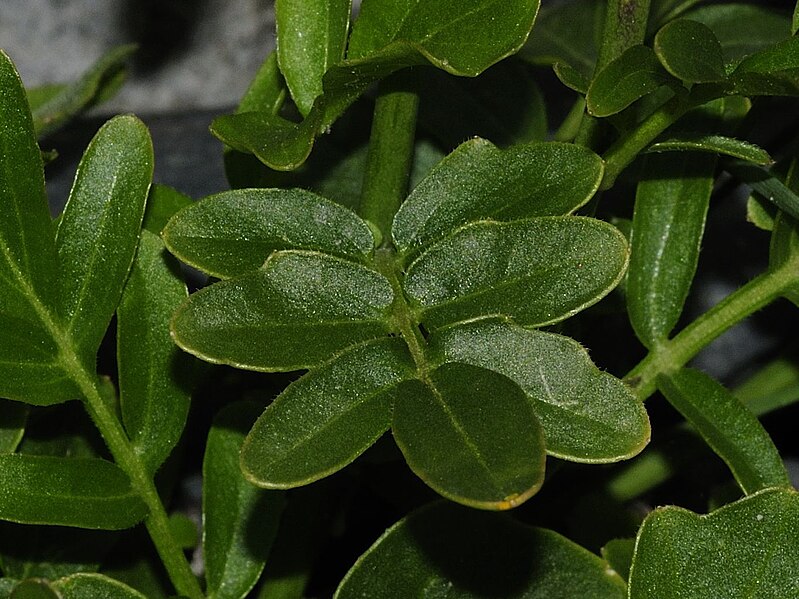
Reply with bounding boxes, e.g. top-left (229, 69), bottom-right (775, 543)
top-left (654, 19), bottom-right (726, 83)
top-left (52, 573), bottom-right (147, 599)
